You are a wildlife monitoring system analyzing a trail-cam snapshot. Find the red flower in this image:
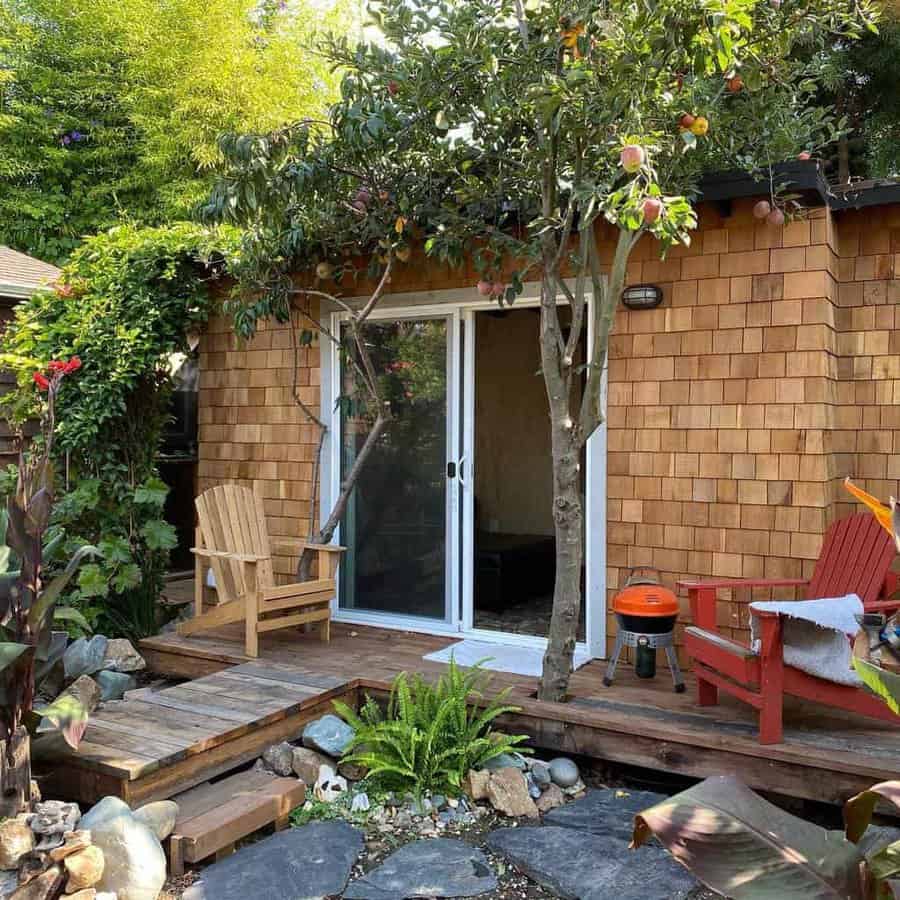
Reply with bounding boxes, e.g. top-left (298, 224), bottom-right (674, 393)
top-left (48, 360), bottom-right (67, 373)
top-left (64, 356), bottom-right (82, 374)
top-left (33, 372), bottom-right (50, 391)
